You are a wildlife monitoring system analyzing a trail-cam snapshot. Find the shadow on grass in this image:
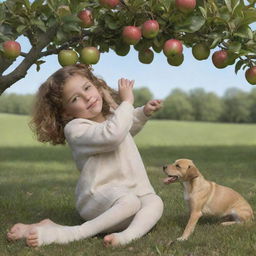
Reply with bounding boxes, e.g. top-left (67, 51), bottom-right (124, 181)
top-left (0, 145), bottom-right (71, 162)
top-left (1, 144), bottom-right (256, 163)
top-left (1, 145), bottom-right (255, 227)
